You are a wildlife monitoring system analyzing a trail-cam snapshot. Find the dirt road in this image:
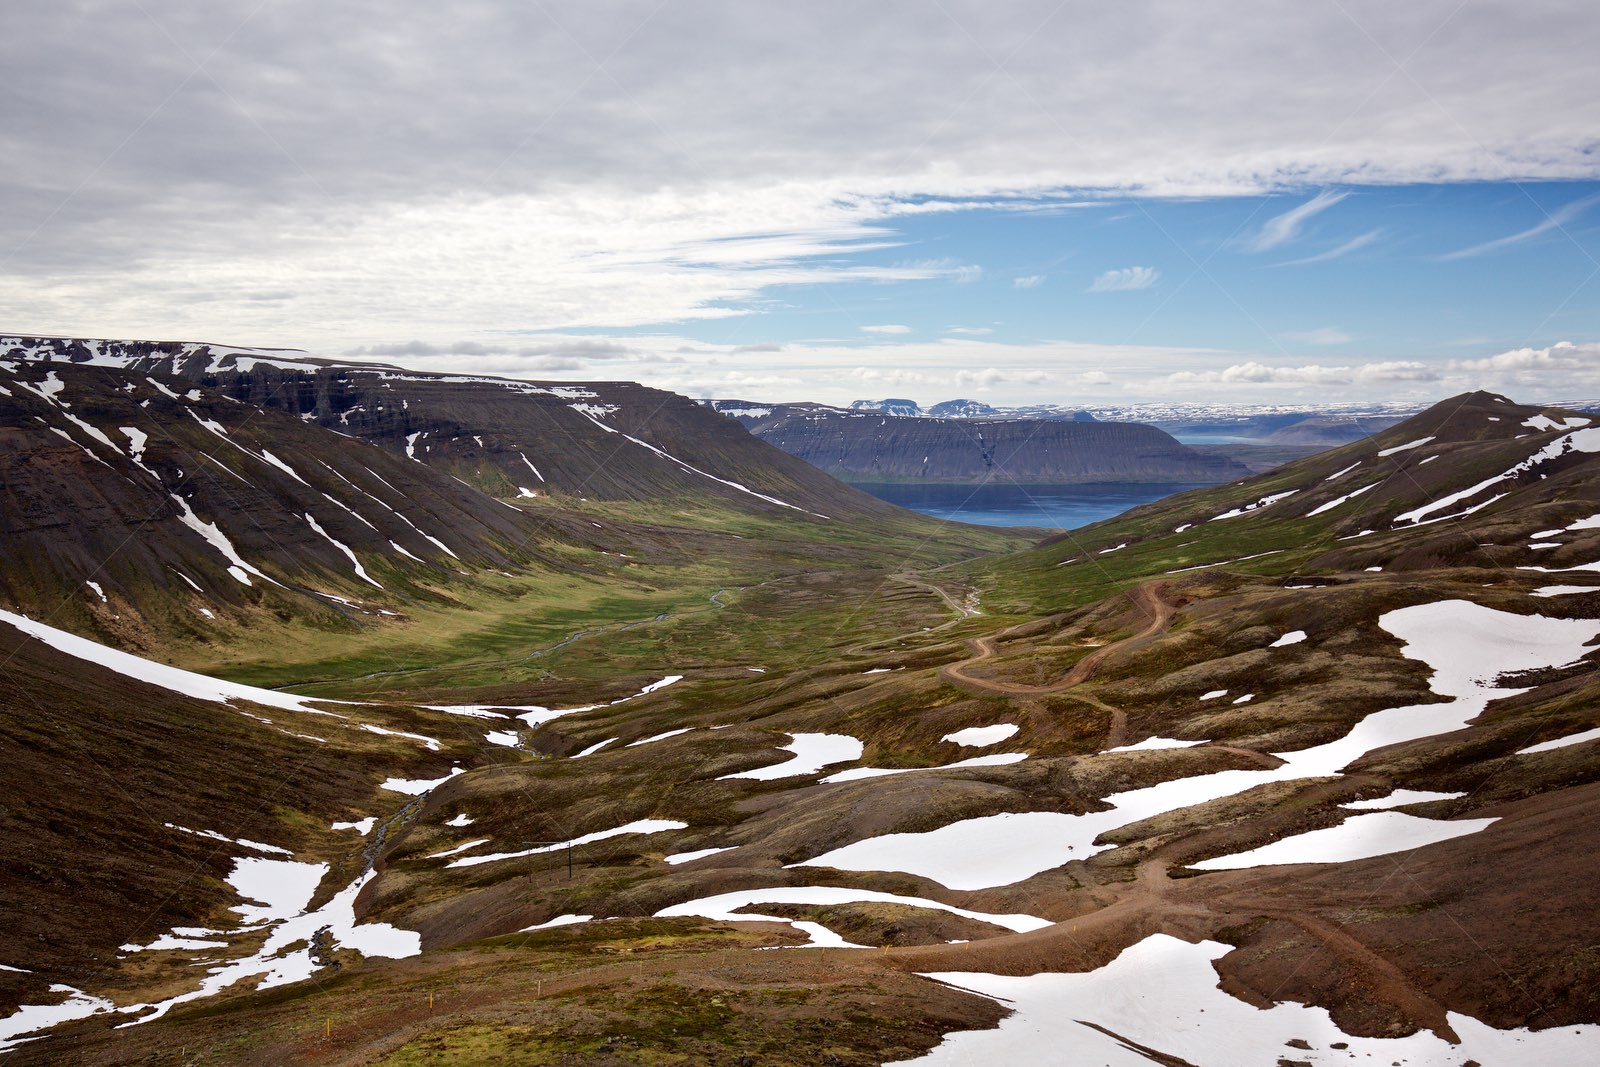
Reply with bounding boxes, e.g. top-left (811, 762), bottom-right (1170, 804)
top-left (939, 581), bottom-right (1177, 696)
